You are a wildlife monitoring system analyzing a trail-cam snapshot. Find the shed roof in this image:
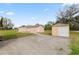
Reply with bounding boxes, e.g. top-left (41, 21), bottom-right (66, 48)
top-left (53, 23), bottom-right (69, 27)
